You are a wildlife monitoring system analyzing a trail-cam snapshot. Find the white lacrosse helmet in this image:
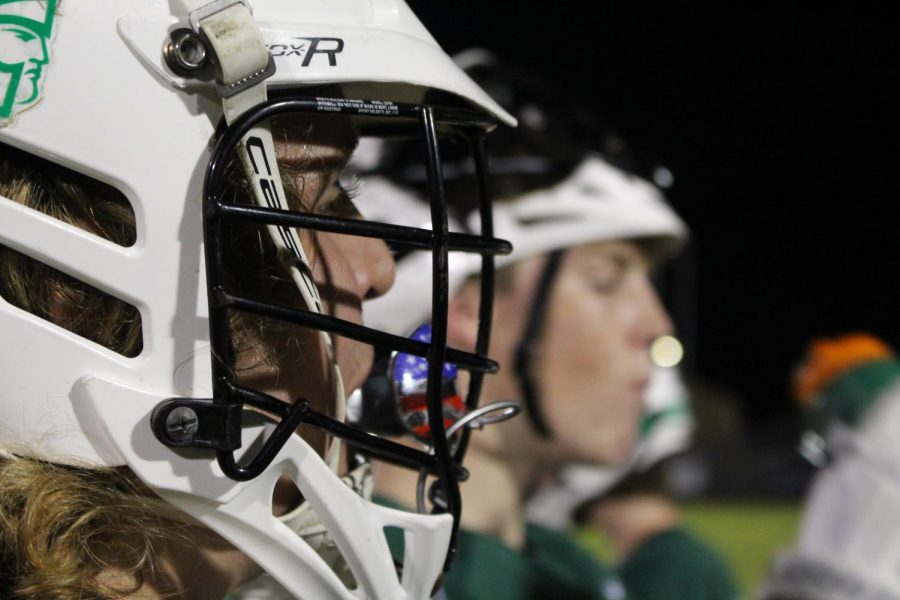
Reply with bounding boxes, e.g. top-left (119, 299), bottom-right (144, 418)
top-left (760, 375), bottom-right (900, 600)
top-left (358, 47), bottom-right (687, 446)
top-left (363, 153), bottom-right (687, 337)
top-left (0, 1), bottom-right (514, 598)
top-left (759, 338), bottom-right (900, 599)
